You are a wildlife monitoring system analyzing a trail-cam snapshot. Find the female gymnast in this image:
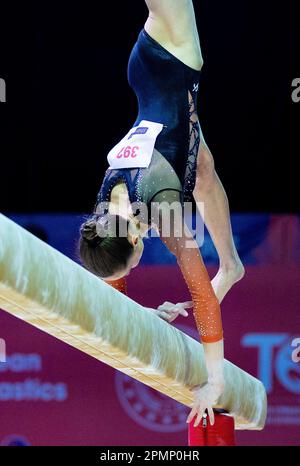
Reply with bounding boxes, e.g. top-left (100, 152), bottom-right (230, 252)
top-left (79, 0), bottom-right (244, 427)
